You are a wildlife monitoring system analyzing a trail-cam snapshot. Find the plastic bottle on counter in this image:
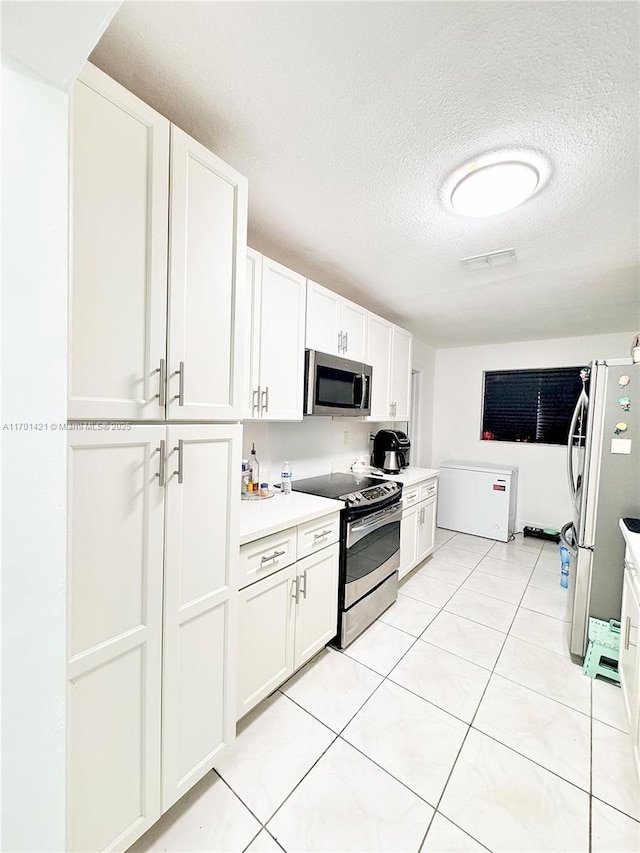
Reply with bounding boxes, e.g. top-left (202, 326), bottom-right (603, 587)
top-left (559, 544), bottom-right (570, 589)
top-left (281, 461), bottom-right (292, 495)
top-left (241, 459), bottom-right (250, 495)
top-left (249, 443), bottom-right (260, 494)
